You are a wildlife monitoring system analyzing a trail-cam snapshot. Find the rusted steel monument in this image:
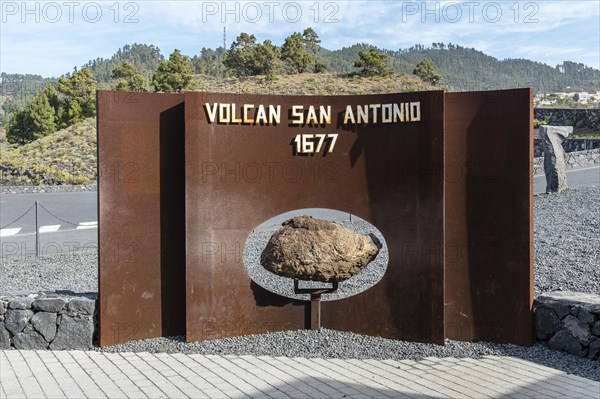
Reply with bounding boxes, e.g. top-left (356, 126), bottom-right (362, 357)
top-left (97, 89), bottom-right (533, 347)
